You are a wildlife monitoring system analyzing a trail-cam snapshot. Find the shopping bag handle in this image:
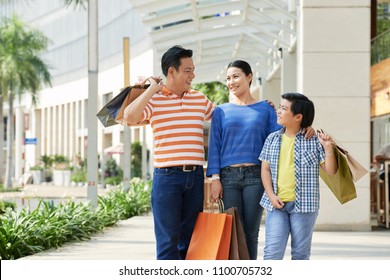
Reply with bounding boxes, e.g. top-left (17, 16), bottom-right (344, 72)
top-left (317, 128), bottom-right (347, 155)
top-left (205, 198), bottom-right (225, 213)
